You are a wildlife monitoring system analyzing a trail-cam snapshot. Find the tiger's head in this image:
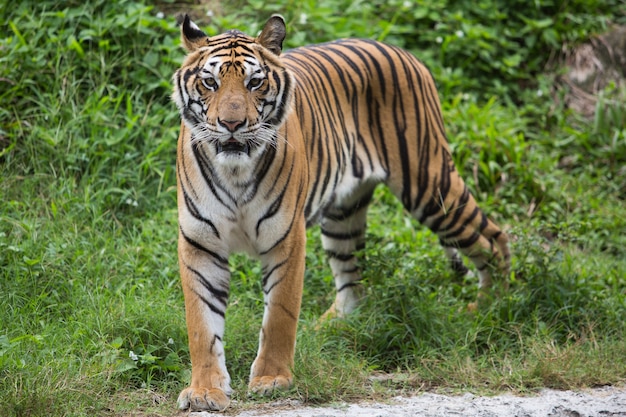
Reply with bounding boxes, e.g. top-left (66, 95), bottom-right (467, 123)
top-left (173, 15), bottom-right (294, 171)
